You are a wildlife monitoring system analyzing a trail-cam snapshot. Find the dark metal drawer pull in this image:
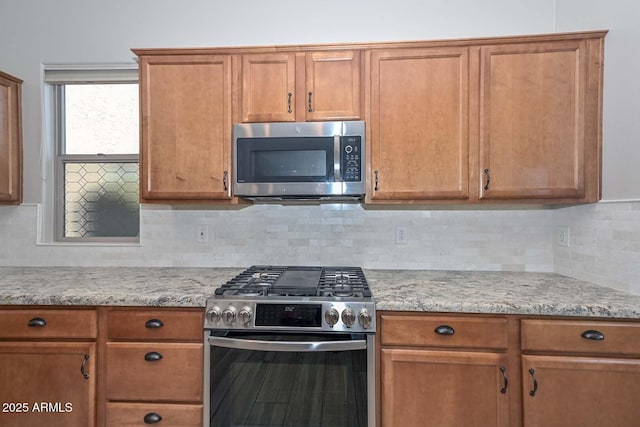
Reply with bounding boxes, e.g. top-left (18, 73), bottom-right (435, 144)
top-left (581, 329), bottom-right (605, 341)
top-left (434, 325), bottom-right (455, 335)
top-left (145, 319), bottom-right (164, 329)
top-left (144, 351), bottom-right (163, 362)
top-left (80, 354), bottom-right (90, 380)
top-left (28, 317), bottom-right (47, 327)
top-left (143, 412), bottom-right (162, 424)
top-left (499, 366), bottom-right (508, 394)
top-left (528, 368), bottom-right (538, 397)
